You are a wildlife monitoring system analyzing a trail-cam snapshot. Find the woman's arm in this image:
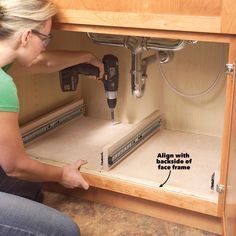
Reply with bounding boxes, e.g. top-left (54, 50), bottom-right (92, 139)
top-left (0, 112), bottom-right (89, 189)
top-left (9, 50), bottom-right (104, 78)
